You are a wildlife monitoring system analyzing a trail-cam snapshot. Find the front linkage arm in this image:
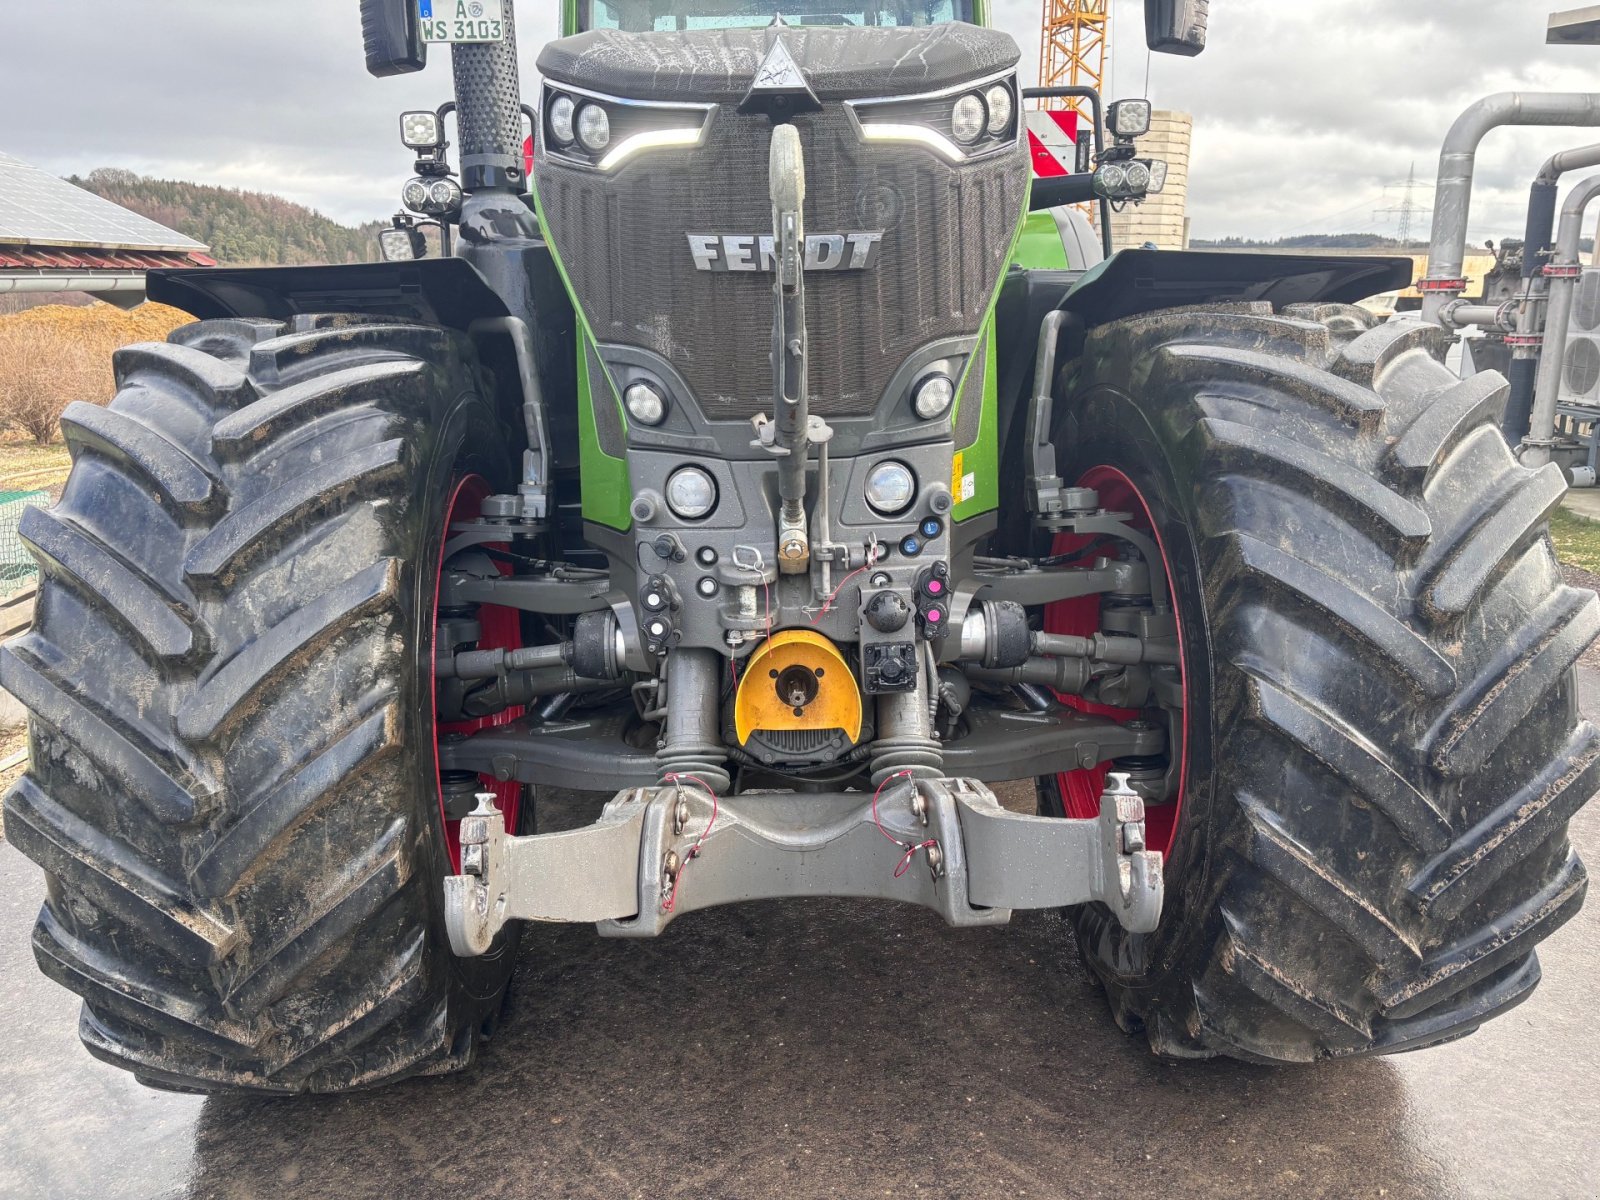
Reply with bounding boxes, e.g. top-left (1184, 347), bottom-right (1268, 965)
top-left (444, 774), bottom-right (1163, 956)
